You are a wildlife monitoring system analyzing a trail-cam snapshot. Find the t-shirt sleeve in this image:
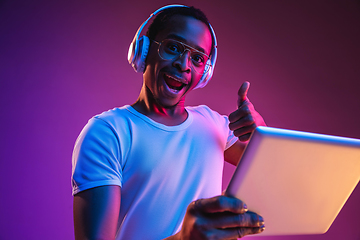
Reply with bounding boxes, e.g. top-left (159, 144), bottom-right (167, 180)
top-left (71, 117), bottom-right (122, 195)
top-left (223, 115), bottom-right (238, 150)
top-left (194, 105), bottom-right (238, 150)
